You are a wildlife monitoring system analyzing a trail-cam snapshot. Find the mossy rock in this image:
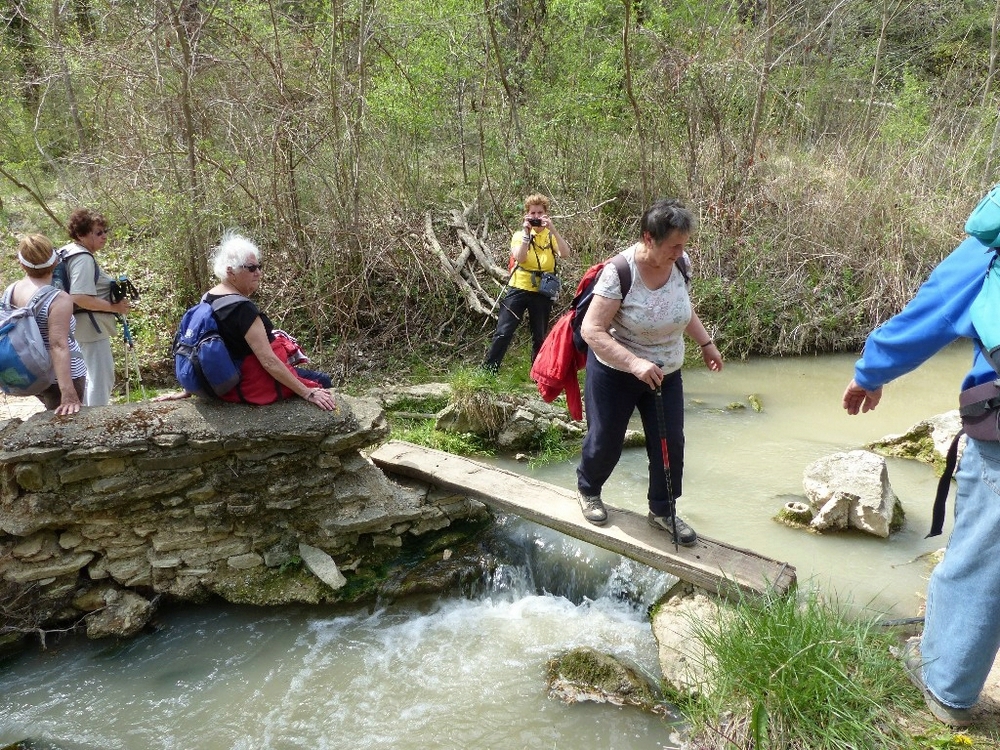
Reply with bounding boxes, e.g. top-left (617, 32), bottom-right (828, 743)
top-left (545, 646), bottom-right (661, 711)
top-left (773, 500), bottom-right (814, 529)
top-left (867, 422), bottom-right (944, 474)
